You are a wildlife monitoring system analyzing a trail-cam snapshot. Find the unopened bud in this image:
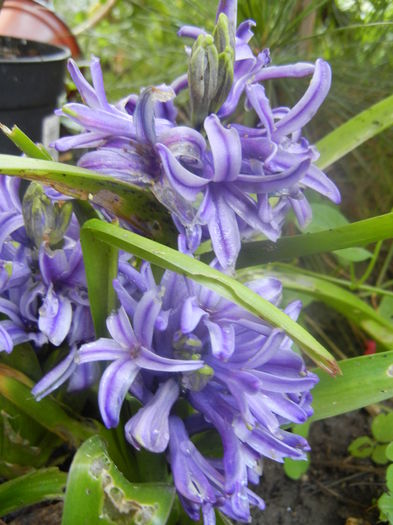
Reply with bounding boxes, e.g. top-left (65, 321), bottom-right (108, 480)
top-left (22, 183), bottom-right (72, 248)
top-left (188, 14), bottom-right (234, 125)
top-left (189, 34), bottom-right (219, 127)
